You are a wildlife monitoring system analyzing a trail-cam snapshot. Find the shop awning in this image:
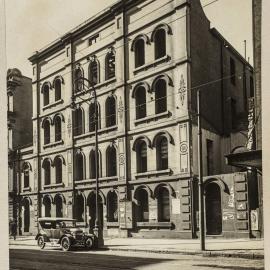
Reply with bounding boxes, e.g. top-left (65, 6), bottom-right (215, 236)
top-left (225, 149), bottom-right (262, 171)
